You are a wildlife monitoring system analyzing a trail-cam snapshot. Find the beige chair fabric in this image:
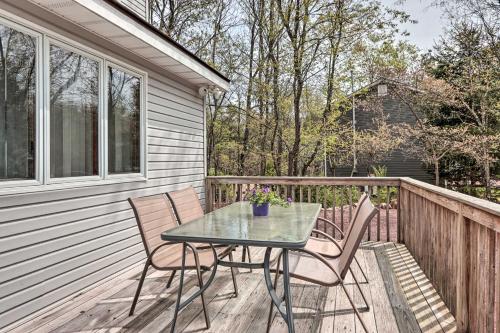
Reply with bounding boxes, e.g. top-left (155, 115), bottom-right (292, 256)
top-left (304, 237), bottom-right (342, 258)
top-left (305, 192), bottom-right (368, 257)
top-left (267, 193), bottom-right (377, 333)
top-left (167, 186), bottom-right (253, 271)
top-left (128, 193), bottom-right (232, 327)
top-left (166, 186), bottom-right (241, 295)
top-left (166, 186), bottom-right (205, 223)
top-left (129, 194), bottom-right (219, 270)
top-left (284, 193), bottom-right (375, 285)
